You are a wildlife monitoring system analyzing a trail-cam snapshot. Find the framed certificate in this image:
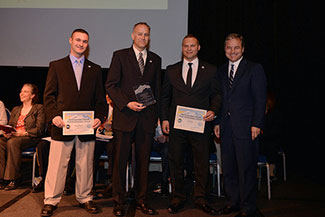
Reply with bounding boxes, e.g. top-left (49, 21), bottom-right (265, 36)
top-left (63, 111), bottom-right (94, 135)
top-left (173, 105), bottom-right (206, 133)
